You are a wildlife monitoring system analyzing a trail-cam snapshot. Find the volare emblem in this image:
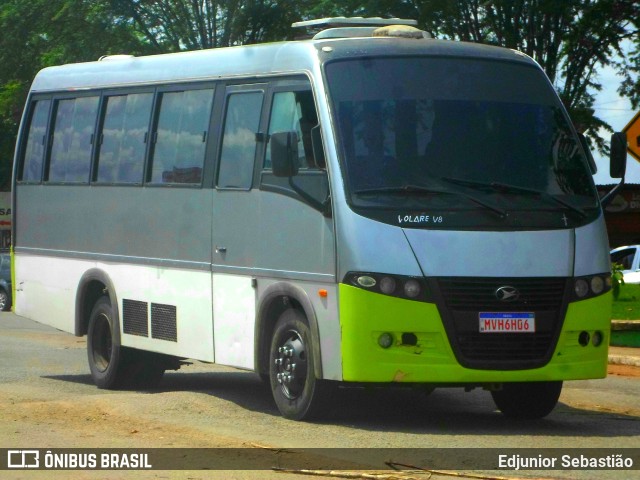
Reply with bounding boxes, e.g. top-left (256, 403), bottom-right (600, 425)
top-left (495, 286), bottom-right (520, 302)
